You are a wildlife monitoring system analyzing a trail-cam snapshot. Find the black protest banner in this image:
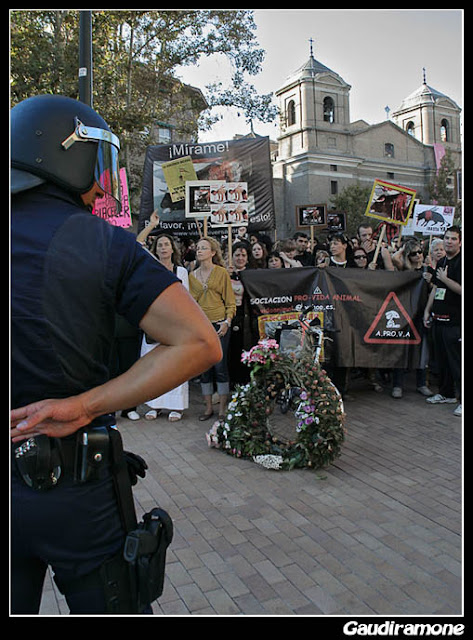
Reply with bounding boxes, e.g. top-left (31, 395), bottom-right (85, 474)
top-left (138, 137), bottom-right (275, 237)
top-left (240, 267), bottom-right (428, 369)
